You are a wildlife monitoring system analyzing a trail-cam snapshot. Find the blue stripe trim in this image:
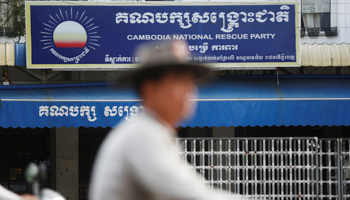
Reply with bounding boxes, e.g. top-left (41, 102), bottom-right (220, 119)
top-left (0, 82), bottom-right (111, 90)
